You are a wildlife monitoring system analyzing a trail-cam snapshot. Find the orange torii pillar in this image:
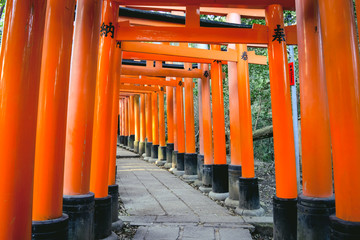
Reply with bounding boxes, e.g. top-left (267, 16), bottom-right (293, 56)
top-left (31, 1), bottom-right (75, 239)
top-left (209, 47), bottom-right (229, 201)
top-left (170, 87), bottom-right (179, 171)
top-left (199, 63), bottom-right (214, 193)
top-left (183, 63), bottom-right (198, 181)
top-left (235, 43), bottom-right (264, 215)
top-left (119, 99), bottom-right (123, 144)
top-left (89, 1), bottom-right (119, 238)
top-left (128, 96), bottom-right (135, 149)
top-left (148, 92), bottom-right (160, 162)
top-left (134, 95), bottom-right (141, 153)
top-left (156, 90), bottom-right (168, 166)
top-left (295, 0), bottom-right (334, 238)
top-left (225, 13), bottom-right (243, 208)
top-left (318, 0), bottom-right (360, 238)
top-left (62, 0), bottom-right (102, 238)
top-left (139, 94), bottom-right (147, 155)
top-left (108, 40), bottom-right (123, 229)
top-left (124, 97), bottom-right (129, 147)
top-left (144, 93), bottom-right (153, 159)
top-left (164, 83), bottom-right (175, 169)
top-left (196, 60), bottom-right (205, 183)
top-left (120, 98), bottom-right (126, 146)
top-left (173, 79), bottom-right (186, 176)
top-left (0, 0), bottom-right (46, 239)
top-left (266, 5), bottom-right (298, 239)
